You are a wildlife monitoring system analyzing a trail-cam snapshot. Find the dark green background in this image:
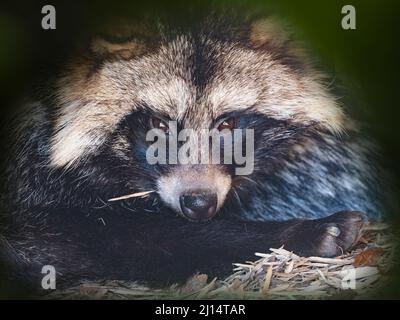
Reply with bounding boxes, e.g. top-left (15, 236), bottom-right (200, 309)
top-left (0, 0), bottom-right (399, 298)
